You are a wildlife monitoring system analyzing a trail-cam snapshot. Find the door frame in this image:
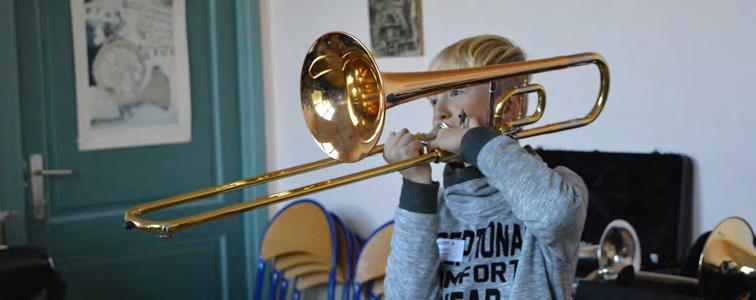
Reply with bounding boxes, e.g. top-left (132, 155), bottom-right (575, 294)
top-left (234, 0), bottom-right (269, 295)
top-left (0, 0), bottom-right (28, 246)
